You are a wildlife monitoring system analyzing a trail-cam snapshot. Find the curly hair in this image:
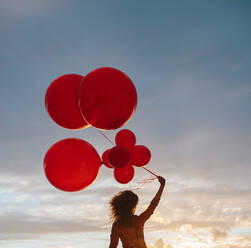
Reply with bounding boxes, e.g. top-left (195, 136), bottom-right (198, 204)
top-left (109, 190), bottom-right (139, 226)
